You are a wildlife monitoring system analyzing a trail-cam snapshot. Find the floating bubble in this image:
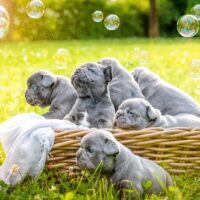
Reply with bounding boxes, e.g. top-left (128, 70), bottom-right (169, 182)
top-left (141, 50), bottom-right (149, 58)
top-left (134, 47), bottom-right (141, 60)
top-left (104, 14), bottom-right (120, 30)
top-left (54, 48), bottom-right (69, 69)
top-left (92, 10), bottom-right (103, 23)
top-left (0, 6), bottom-right (9, 21)
top-left (0, 6), bottom-right (9, 38)
top-left (134, 47), bottom-right (140, 55)
top-left (0, 17), bottom-right (9, 38)
top-left (139, 59), bottom-right (148, 66)
top-left (191, 4), bottom-right (200, 20)
top-left (190, 59), bottom-right (200, 81)
top-left (177, 15), bottom-right (199, 37)
top-left (139, 50), bottom-right (149, 66)
top-left (26, 0), bottom-right (45, 19)
top-left (195, 85), bottom-right (200, 95)
top-left (133, 48), bottom-right (149, 66)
